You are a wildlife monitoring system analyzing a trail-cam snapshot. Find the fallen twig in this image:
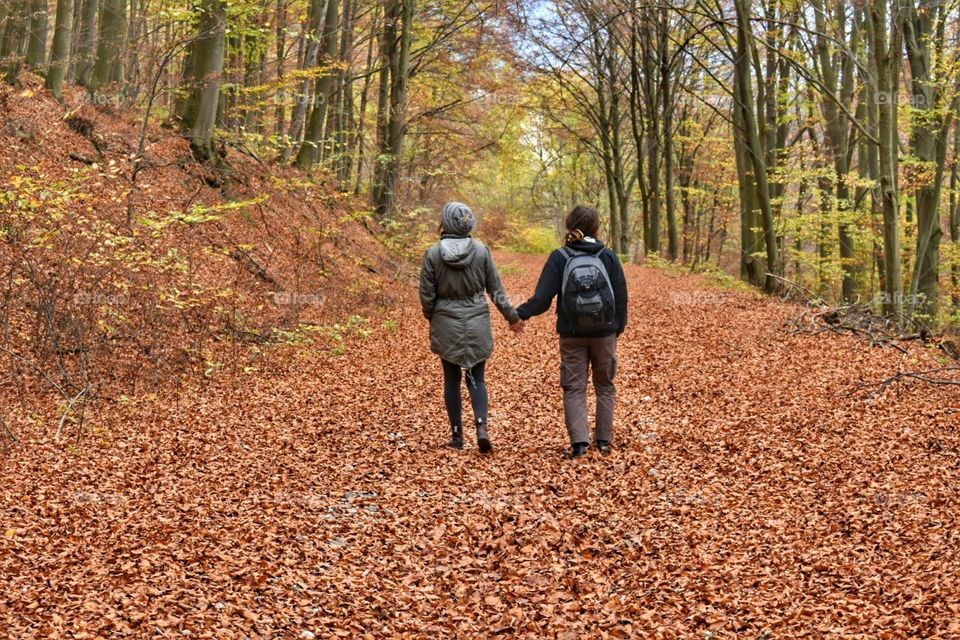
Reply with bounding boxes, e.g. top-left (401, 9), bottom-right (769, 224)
top-left (863, 366), bottom-right (960, 394)
top-left (766, 273), bottom-right (823, 304)
top-left (0, 414), bottom-right (15, 451)
top-left (56, 387), bottom-right (89, 441)
top-left (0, 345), bottom-right (68, 397)
top-left (788, 300), bottom-right (918, 355)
